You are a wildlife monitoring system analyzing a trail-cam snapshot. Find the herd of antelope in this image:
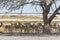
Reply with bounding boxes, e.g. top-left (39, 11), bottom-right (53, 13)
top-left (0, 22), bottom-right (60, 33)
top-left (0, 22), bottom-right (43, 33)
